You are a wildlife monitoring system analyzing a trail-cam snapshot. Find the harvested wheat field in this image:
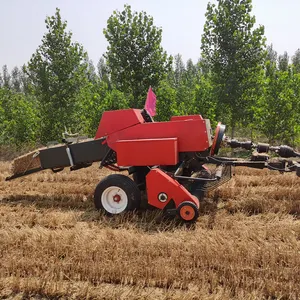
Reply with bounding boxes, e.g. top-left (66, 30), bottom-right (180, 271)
top-left (0, 160), bottom-right (300, 299)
